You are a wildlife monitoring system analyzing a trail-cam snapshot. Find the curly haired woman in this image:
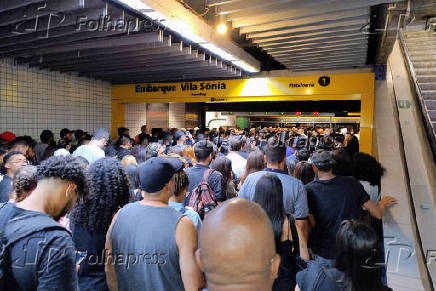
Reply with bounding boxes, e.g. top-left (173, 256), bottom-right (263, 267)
top-left (70, 157), bottom-right (130, 291)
